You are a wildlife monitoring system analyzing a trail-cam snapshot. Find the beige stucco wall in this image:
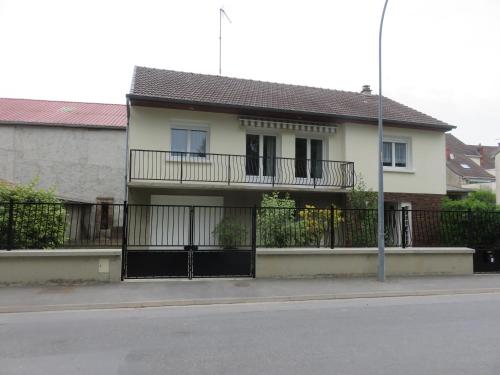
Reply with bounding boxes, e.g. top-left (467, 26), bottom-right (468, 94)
top-left (0, 249), bottom-right (122, 285)
top-left (343, 123), bottom-right (446, 194)
top-left (129, 106), bottom-right (446, 195)
top-left (256, 248), bottom-right (473, 278)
